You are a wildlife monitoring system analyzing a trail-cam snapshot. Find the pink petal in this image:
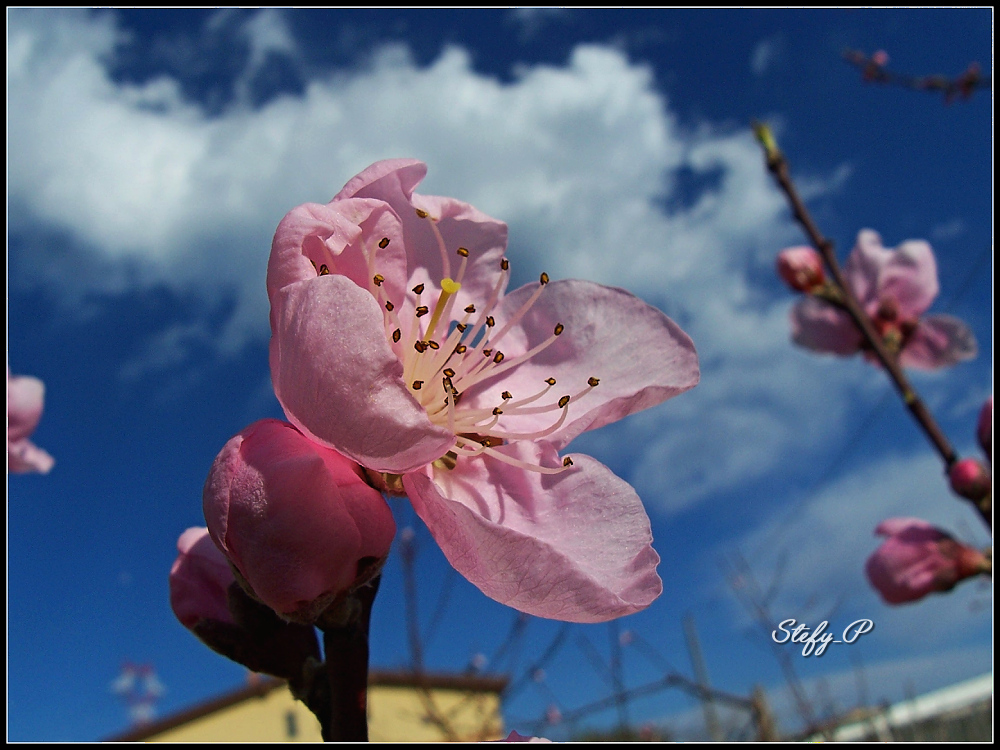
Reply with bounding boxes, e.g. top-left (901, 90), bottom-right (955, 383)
top-left (334, 159), bottom-right (508, 324)
top-left (463, 279), bottom-right (699, 451)
top-left (899, 315), bottom-right (977, 369)
top-left (403, 441), bottom-right (662, 623)
top-left (7, 371), bottom-right (54, 474)
top-left (169, 527), bottom-right (235, 628)
top-left (7, 372), bottom-right (45, 443)
top-left (790, 296), bottom-right (863, 355)
top-left (845, 230), bottom-right (939, 316)
top-left (877, 239), bottom-right (939, 317)
top-left (266, 198), bottom-right (409, 326)
top-left (8, 439), bottom-right (55, 474)
top-left (270, 275), bottom-right (453, 473)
